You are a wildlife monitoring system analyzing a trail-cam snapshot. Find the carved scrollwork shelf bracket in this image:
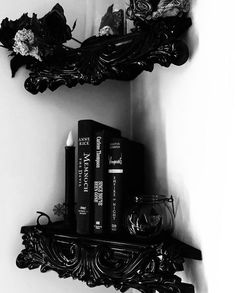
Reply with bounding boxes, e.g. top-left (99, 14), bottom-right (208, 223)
top-left (16, 225), bottom-right (202, 293)
top-left (0, 0), bottom-right (192, 94)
